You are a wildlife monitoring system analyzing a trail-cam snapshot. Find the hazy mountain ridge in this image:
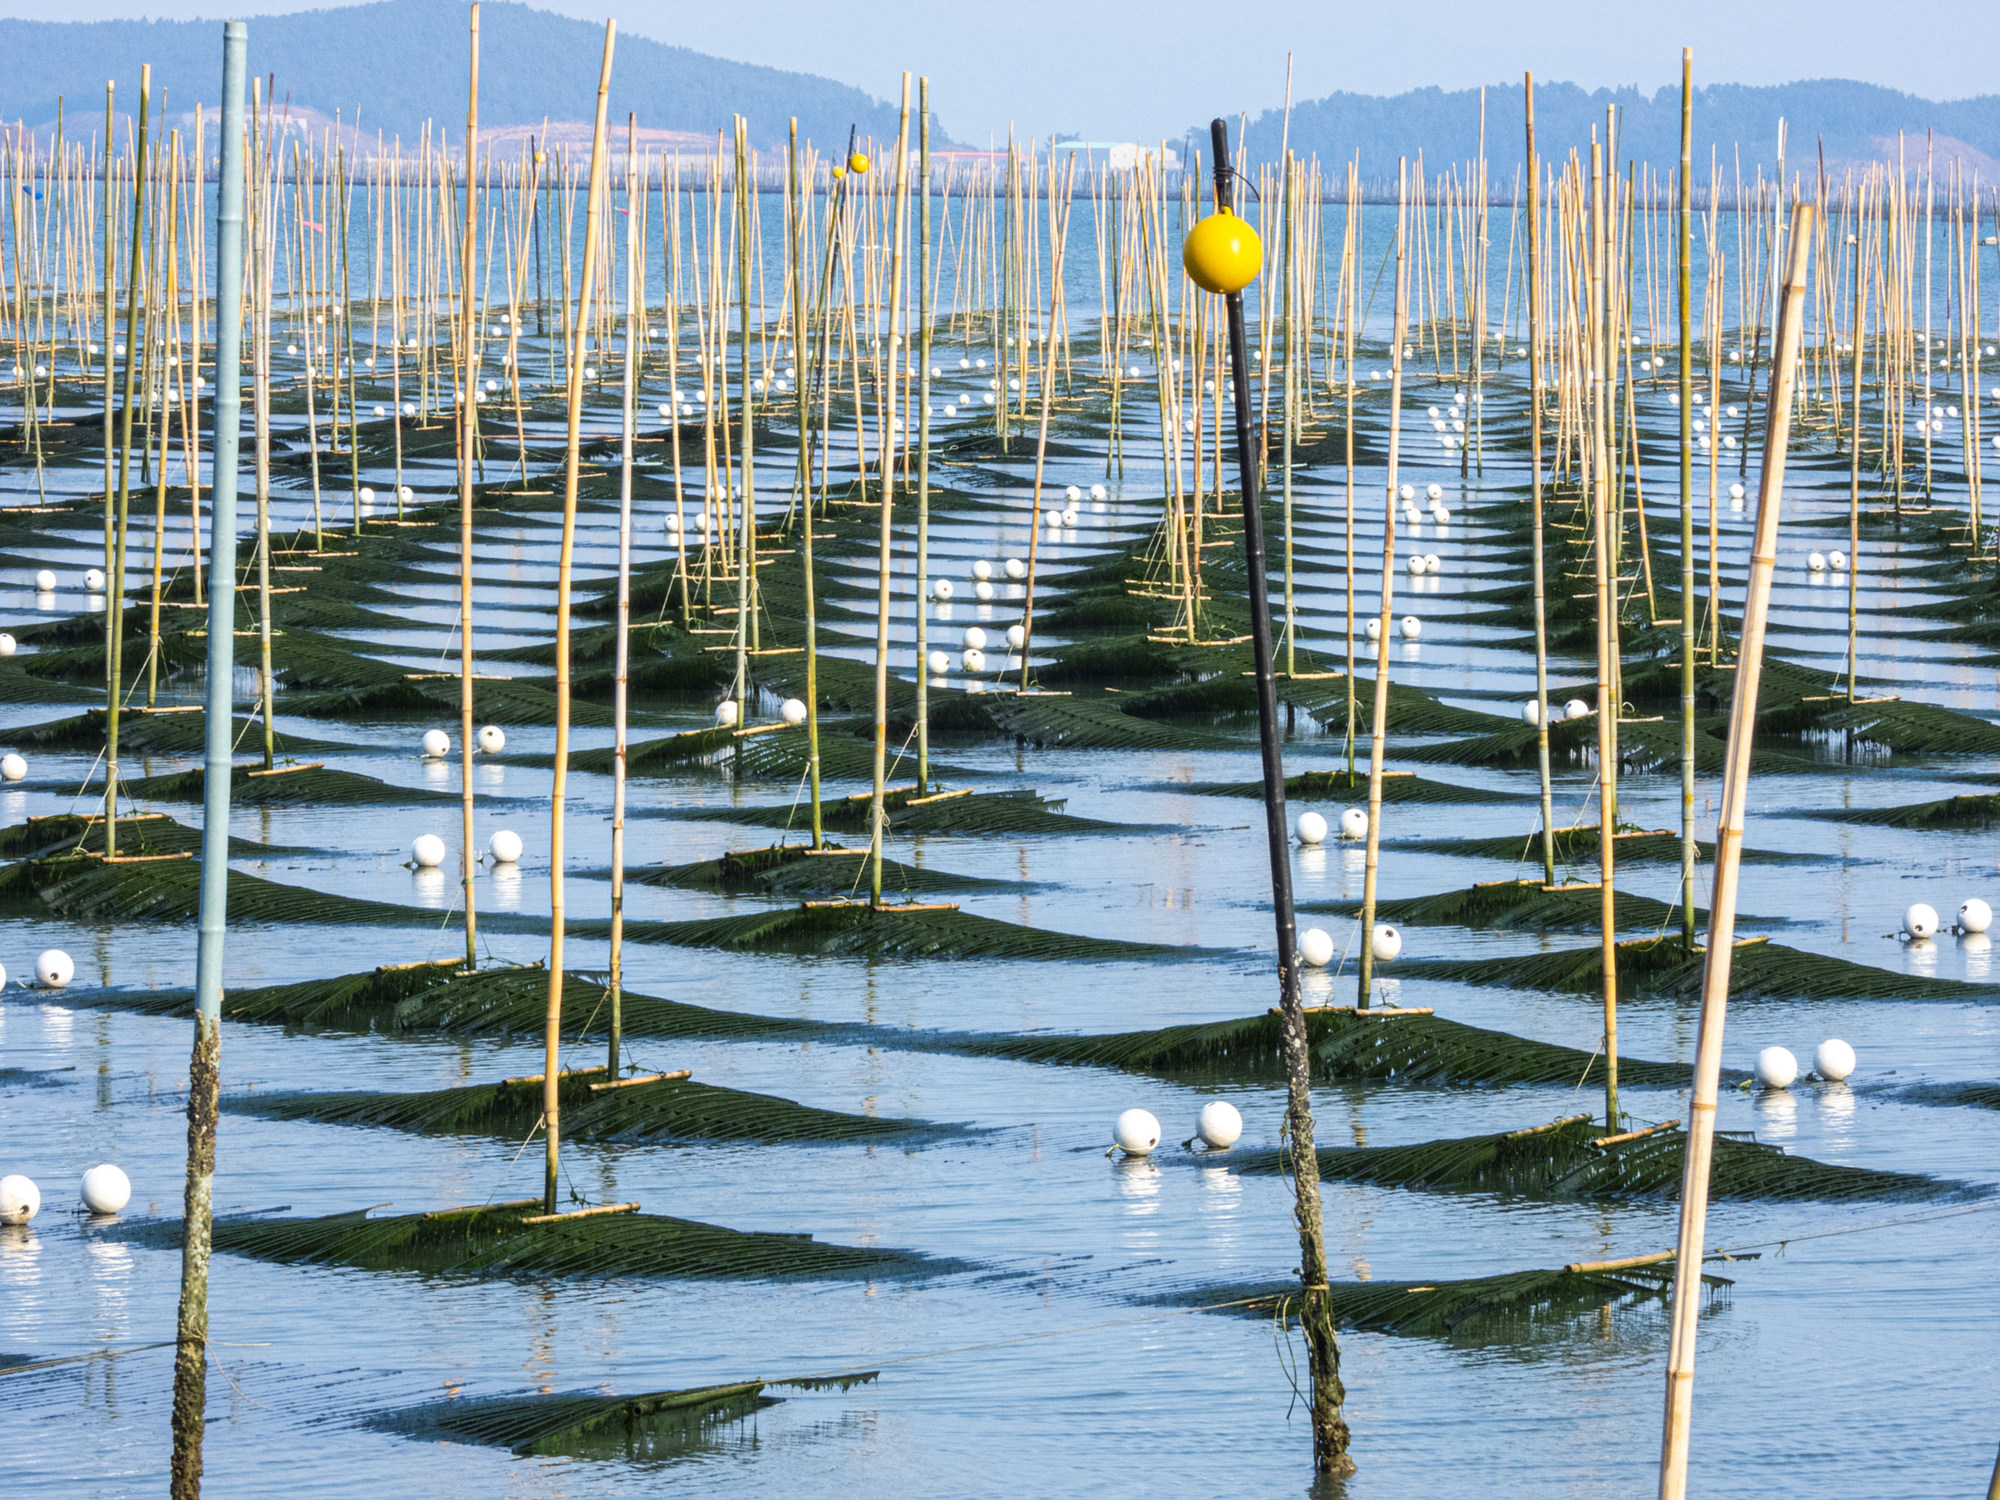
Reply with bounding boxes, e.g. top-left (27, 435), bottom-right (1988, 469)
top-left (0, 0), bottom-right (929, 153)
top-left (1231, 78), bottom-right (2000, 179)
